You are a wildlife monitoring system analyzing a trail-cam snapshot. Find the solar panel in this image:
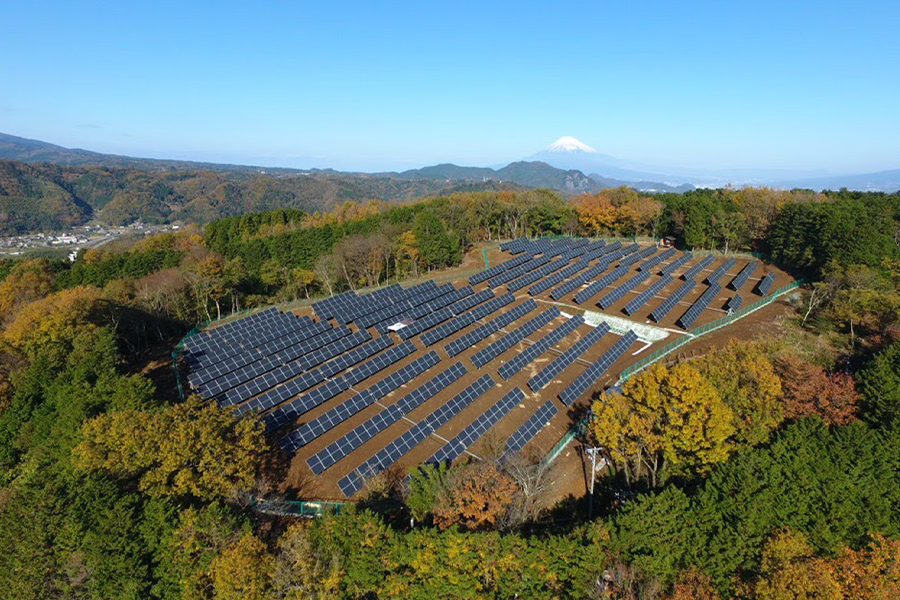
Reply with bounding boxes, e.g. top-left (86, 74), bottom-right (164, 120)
top-left (638, 248), bottom-right (676, 271)
top-left (504, 401), bottom-right (557, 458)
top-left (427, 387), bottom-right (525, 465)
top-left (498, 315), bottom-right (585, 380)
top-left (528, 323), bottom-right (611, 392)
top-left (487, 255), bottom-right (551, 288)
top-left (469, 254), bottom-right (532, 284)
top-left (659, 252), bottom-right (693, 275)
top-left (234, 335), bottom-right (394, 417)
top-left (279, 350), bottom-right (442, 452)
top-left (623, 274), bottom-right (673, 315)
top-left (444, 299), bottom-right (537, 357)
top-left (677, 282), bottom-right (722, 329)
top-left (597, 270), bottom-right (651, 309)
top-left (219, 329), bottom-right (373, 407)
top-left (507, 256), bottom-right (572, 292)
top-left (338, 373), bottom-right (495, 497)
top-left (420, 312), bottom-right (476, 347)
top-left (397, 307), bottom-right (454, 340)
top-left (471, 307), bottom-right (559, 367)
top-left (728, 262), bottom-right (758, 291)
top-left (725, 294), bottom-right (743, 313)
top-left (704, 258), bottom-right (737, 285)
top-left (447, 289), bottom-right (495, 316)
top-left (549, 259), bottom-right (615, 300)
top-left (649, 279), bottom-right (696, 322)
top-left (573, 266), bottom-right (630, 304)
top-left (306, 362), bottom-right (468, 474)
top-left (527, 258), bottom-right (591, 295)
top-left (681, 255), bottom-right (716, 280)
top-left (261, 340), bottom-right (417, 432)
top-left (755, 272), bottom-right (775, 296)
top-left (618, 245), bottom-right (657, 268)
top-left (559, 331), bottom-right (639, 405)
